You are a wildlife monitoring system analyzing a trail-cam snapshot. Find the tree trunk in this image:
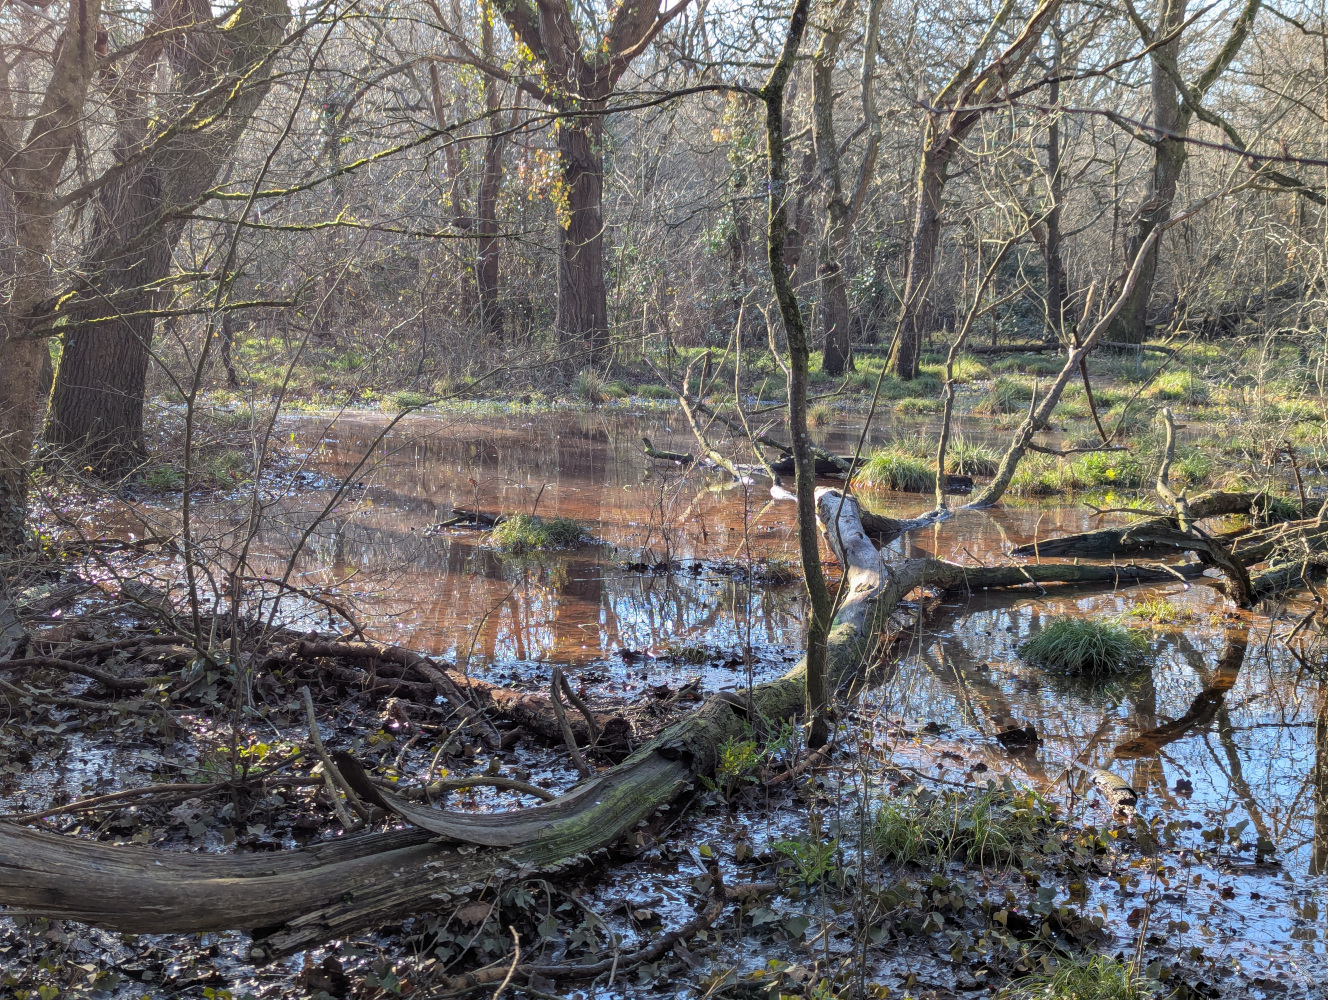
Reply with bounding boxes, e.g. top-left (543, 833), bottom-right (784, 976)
top-left (763, 0), bottom-right (829, 747)
top-left (888, 138), bottom-right (950, 380)
top-left (0, 0), bottom-right (103, 550)
top-left (45, 212), bottom-right (177, 475)
top-left (1044, 27), bottom-right (1067, 336)
top-left (43, 0), bottom-right (290, 477)
top-left (811, 0), bottom-right (857, 377)
top-left (476, 142), bottom-right (504, 342)
top-left (556, 112), bottom-right (608, 353)
top-left (1109, 0), bottom-right (1188, 344)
